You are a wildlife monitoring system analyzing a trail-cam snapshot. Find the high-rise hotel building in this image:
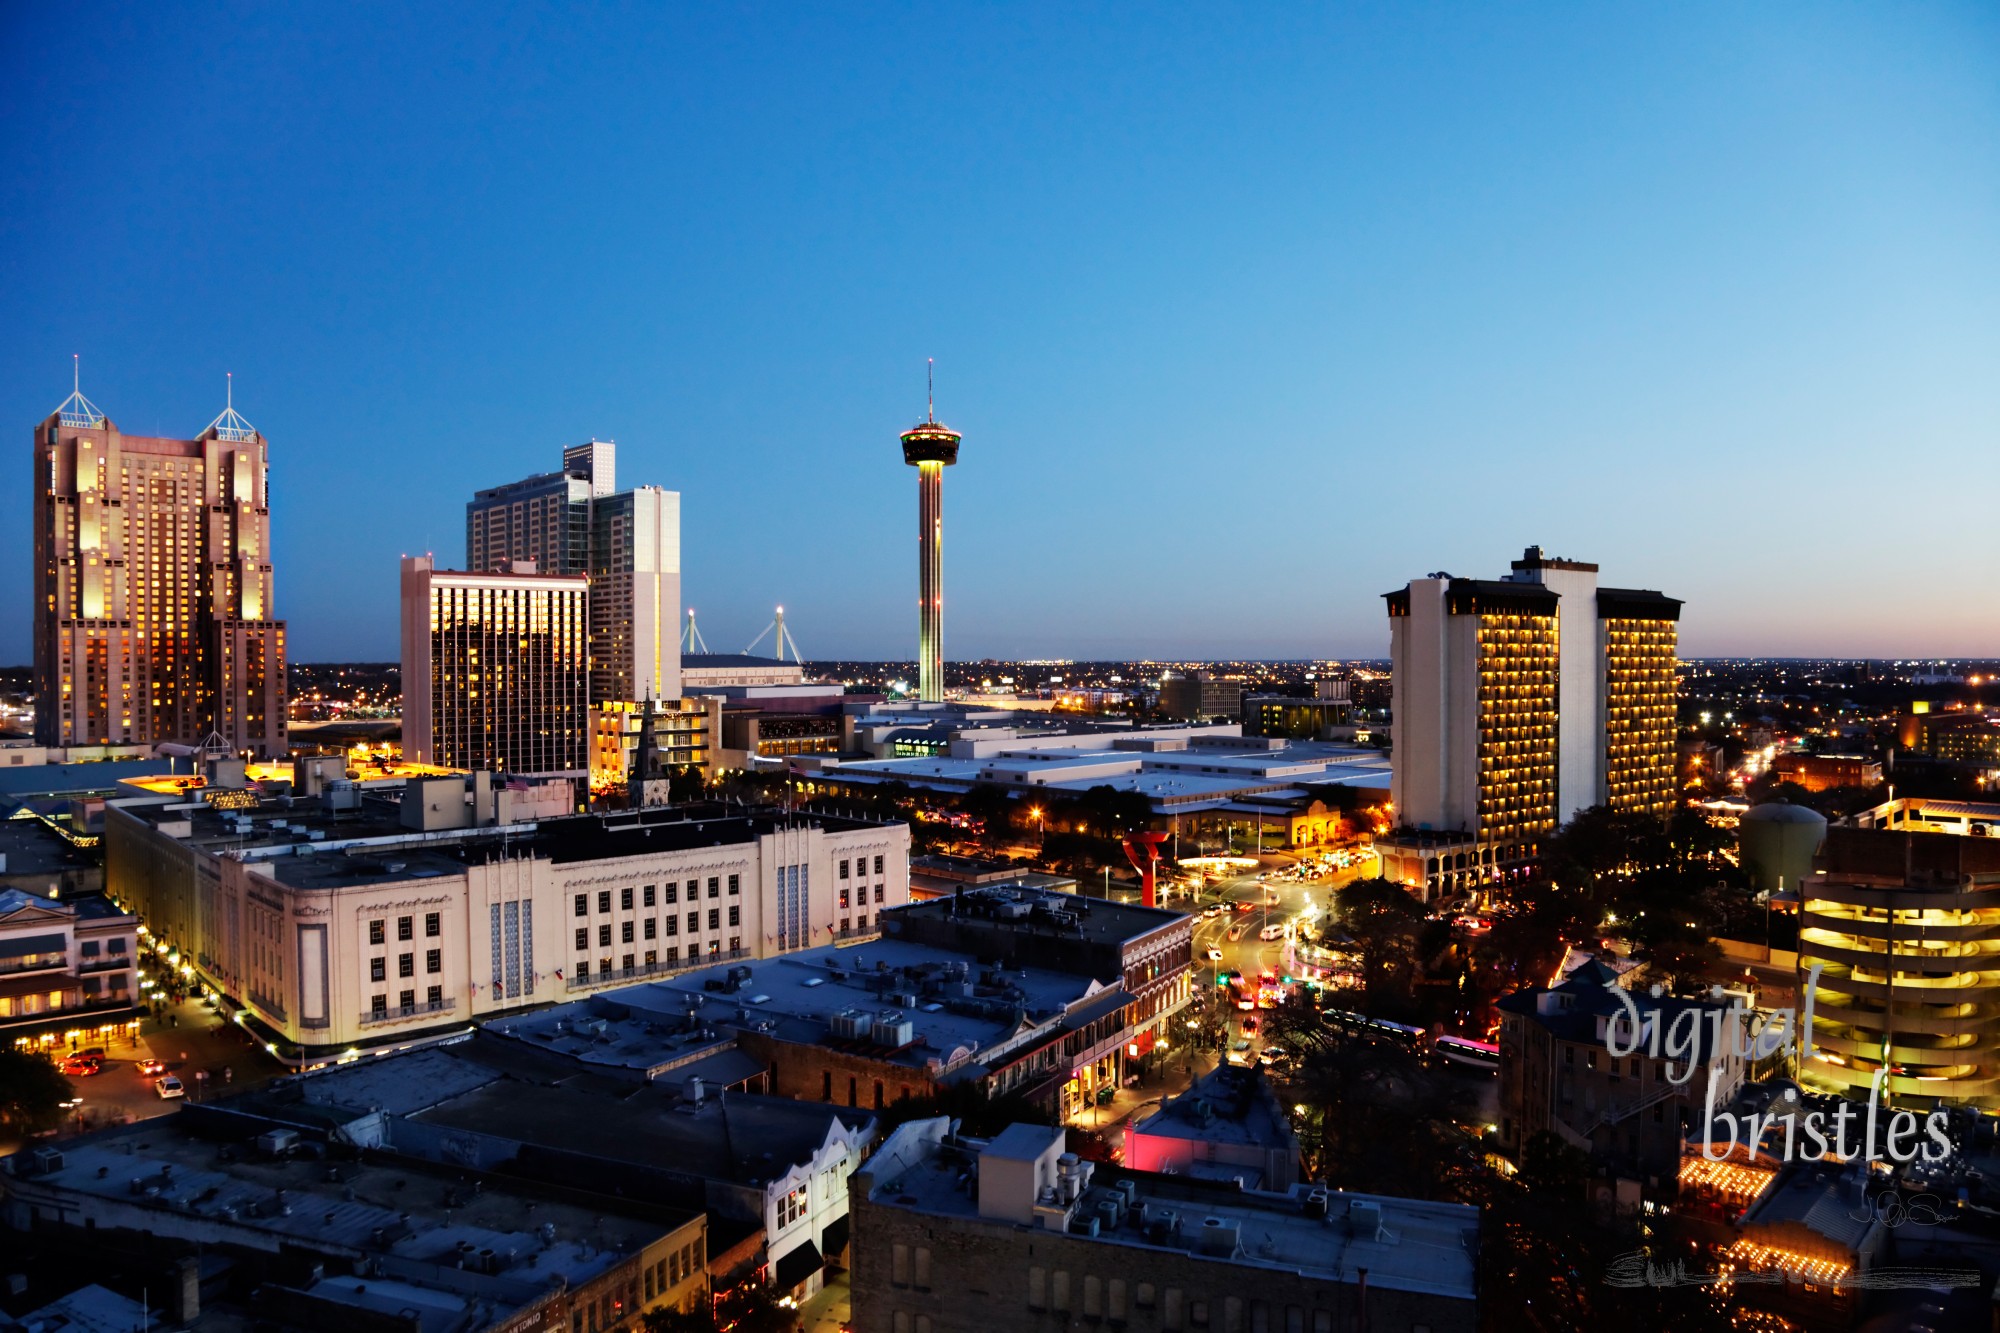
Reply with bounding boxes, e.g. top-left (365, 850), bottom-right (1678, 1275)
top-left (400, 556), bottom-right (591, 776)
top-left (458, 441), bottom-right (690, 786)
top-left (32, 375), bottom-right (287, 756)
top-left (1380, 547), bottom-right (1680, 900)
